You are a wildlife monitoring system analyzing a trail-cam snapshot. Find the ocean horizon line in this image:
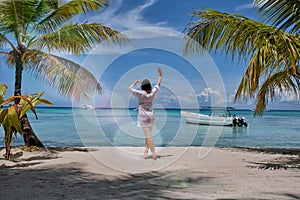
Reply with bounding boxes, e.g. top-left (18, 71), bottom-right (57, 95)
top-left (34, 106), bottom-right (300, 112)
